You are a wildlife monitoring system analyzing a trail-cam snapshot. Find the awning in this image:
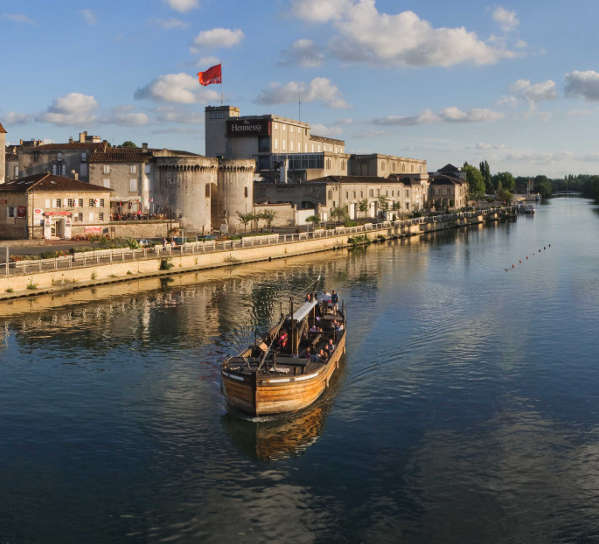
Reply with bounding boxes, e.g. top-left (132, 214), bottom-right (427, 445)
top-left (44, 211), bottom-right (72, 216)
top-left (292, 300), bottom-right (318, 322)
